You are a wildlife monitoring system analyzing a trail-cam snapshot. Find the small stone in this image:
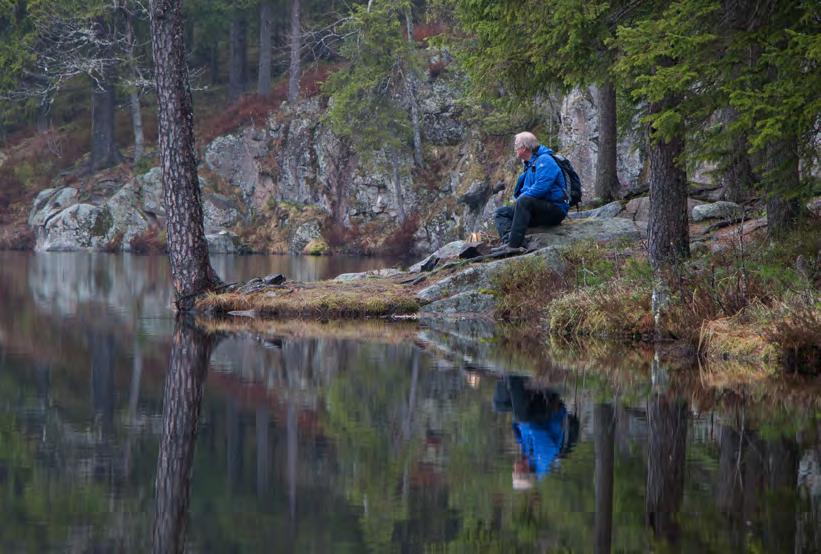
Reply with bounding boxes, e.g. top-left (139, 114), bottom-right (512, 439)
top-left (263, 273), bottom-right (286, 285)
